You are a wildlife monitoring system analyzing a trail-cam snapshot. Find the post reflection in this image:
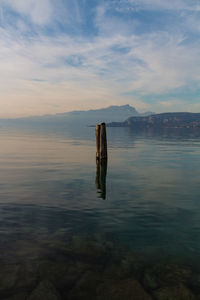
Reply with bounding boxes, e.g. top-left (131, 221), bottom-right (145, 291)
top-left (96, 159), bottom-right (107, 200)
